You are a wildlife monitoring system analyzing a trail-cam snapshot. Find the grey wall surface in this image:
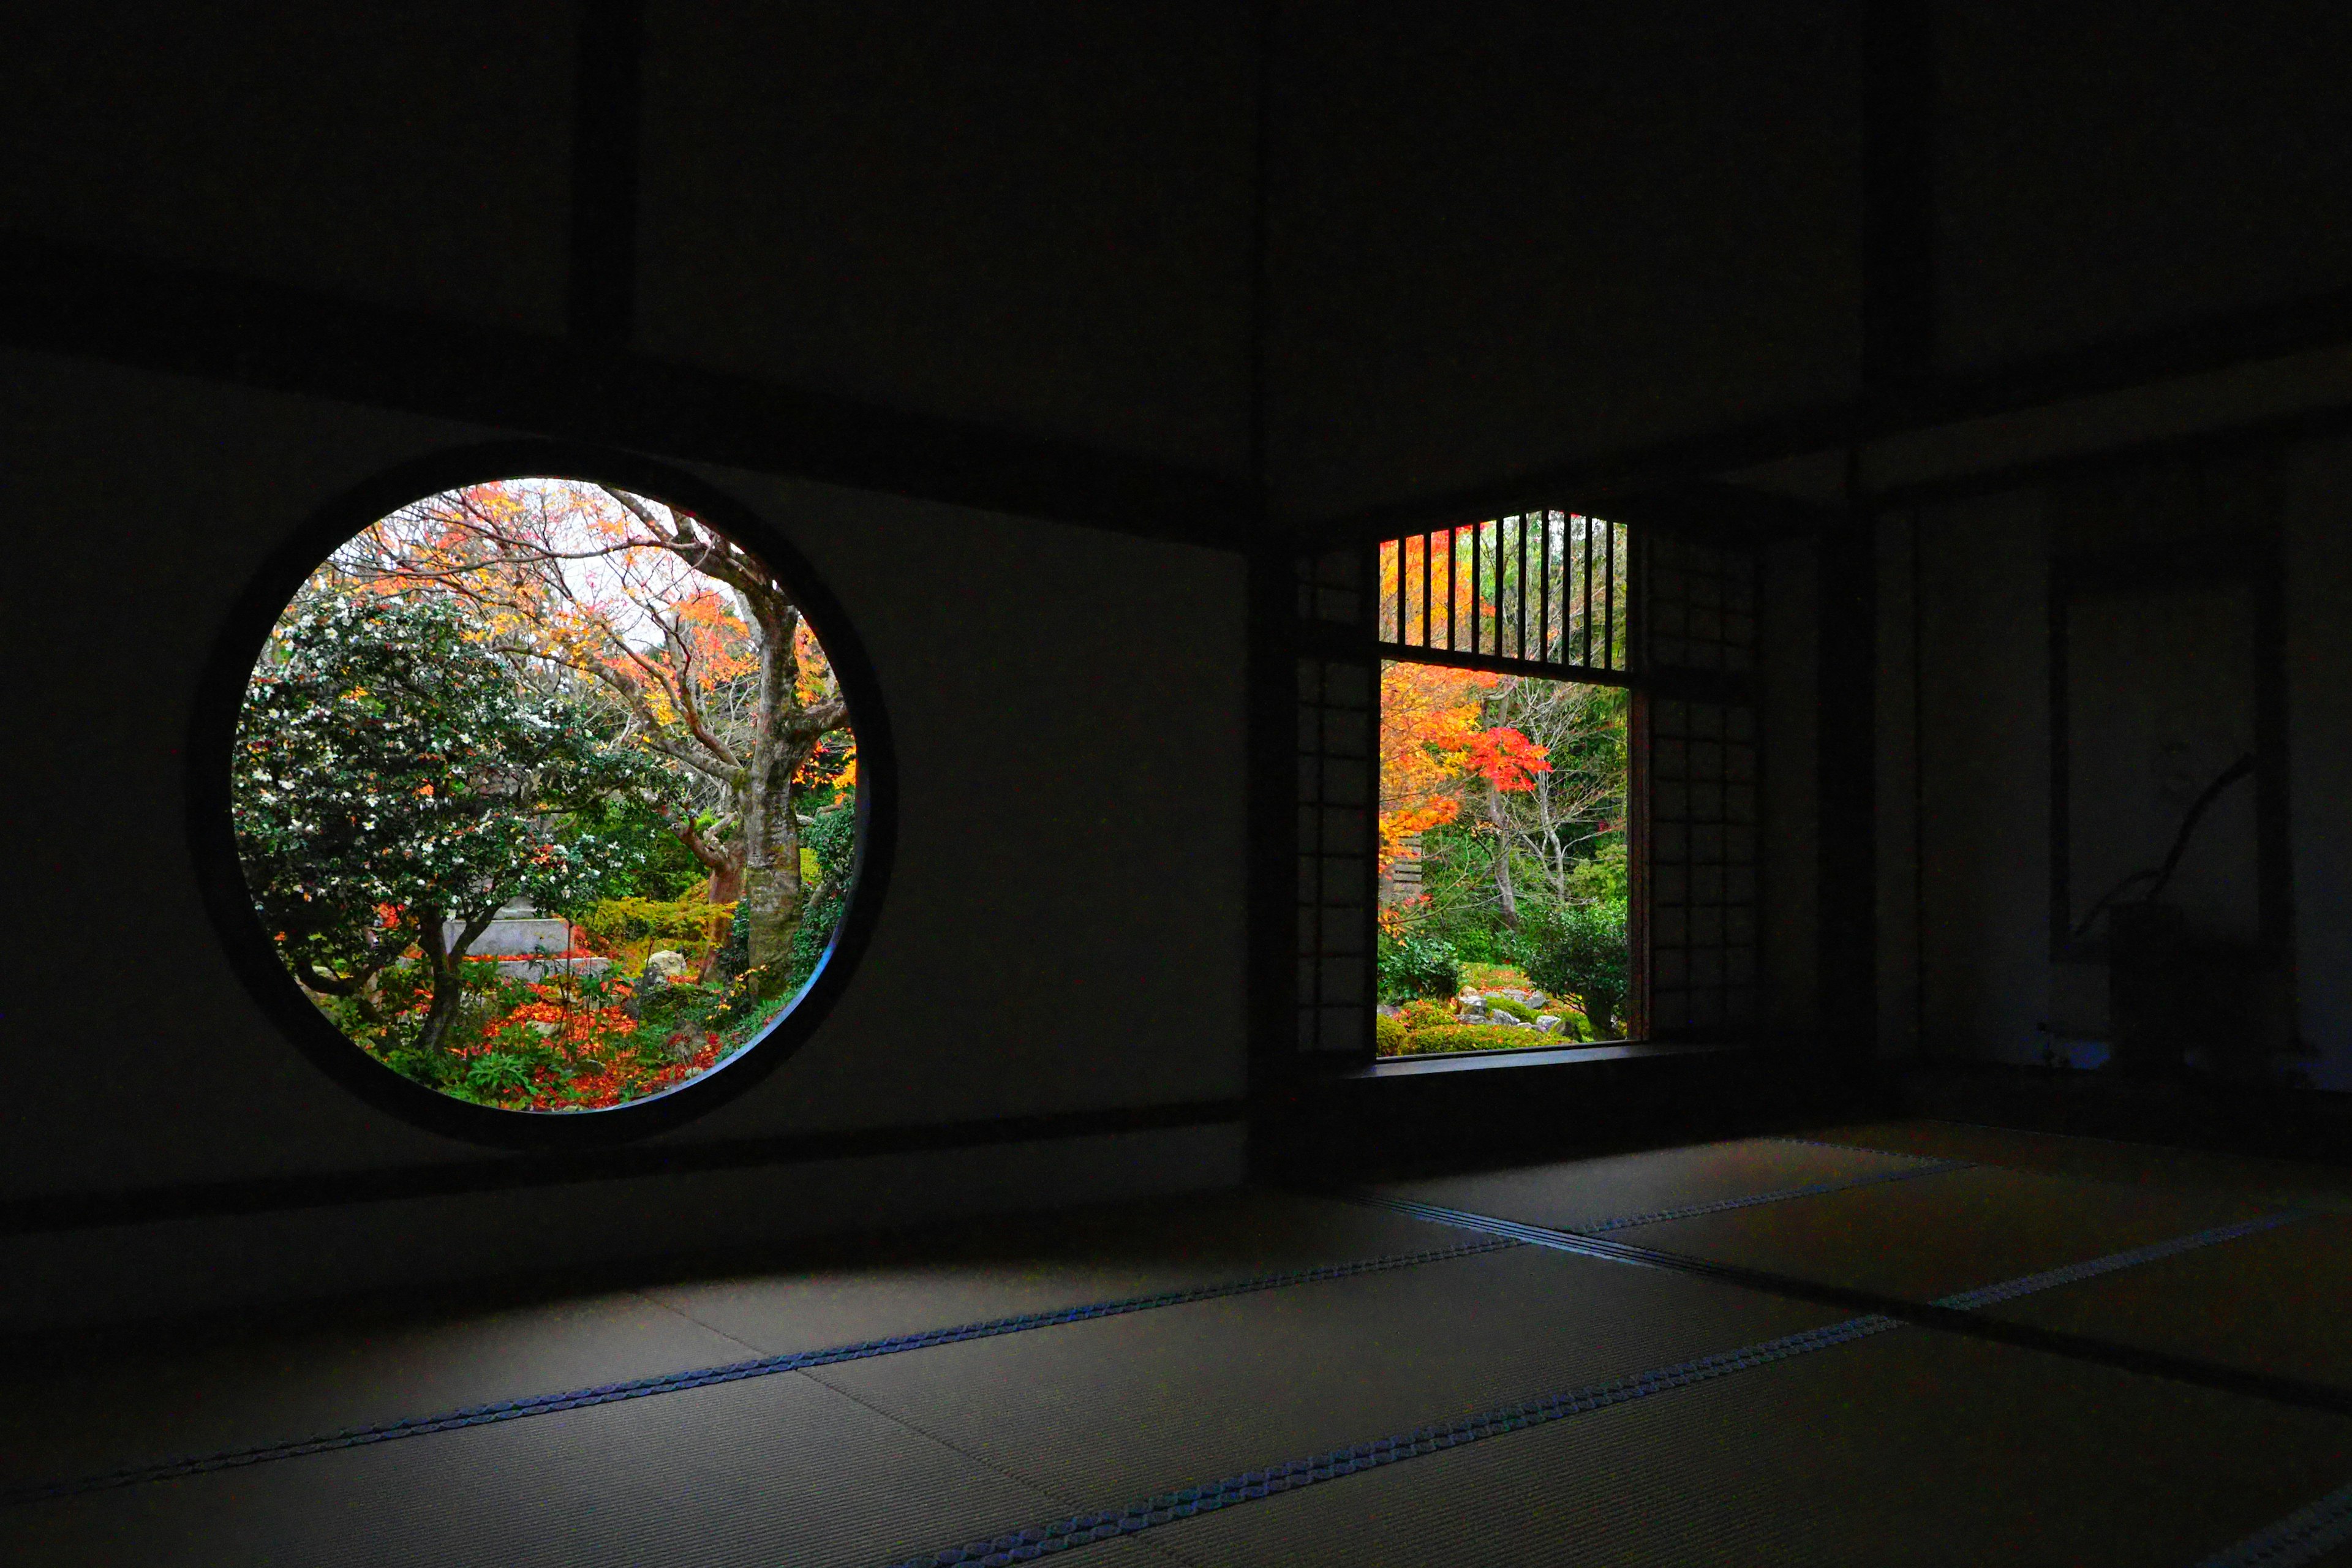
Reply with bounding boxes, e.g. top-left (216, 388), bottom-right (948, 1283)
top-left (0, 351), bottom-right (1247, 1325)
top-left (1937, 1), bottom-right (2352, 369)
top-left (1913, 489), bottom-right (2052, 1066)
top-left (1875, 515), bottom-right (1922, 1060)
top-left (1904, 445), bottom-right (2352, 1089)
top-left (2283, 437), bottom-right (2352, 1092)
top-left (1264, 1), bottom-right (1864, 523)
top-left (633, 1), bottom-right (1257, 474)
top-left (1760, 538), bottom-right (1821, 1039)
top-left (0, 5), bottom-right (576, 331)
